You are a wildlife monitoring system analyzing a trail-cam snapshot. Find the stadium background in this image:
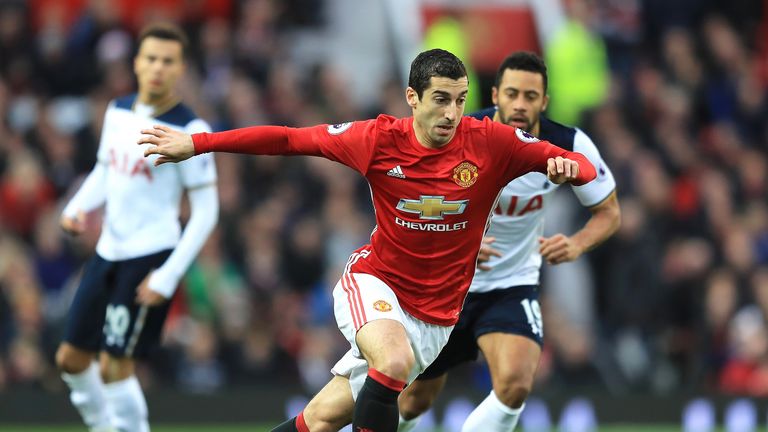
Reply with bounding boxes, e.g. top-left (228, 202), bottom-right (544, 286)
top-left (1, 0), bottom-right (767, 430)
